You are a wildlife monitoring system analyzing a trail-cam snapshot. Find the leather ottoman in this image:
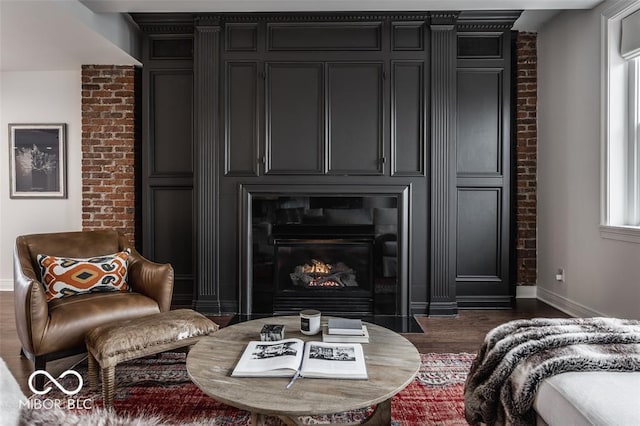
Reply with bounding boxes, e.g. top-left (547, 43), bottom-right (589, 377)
top-left (85, 309), bottom-right (218, 407)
